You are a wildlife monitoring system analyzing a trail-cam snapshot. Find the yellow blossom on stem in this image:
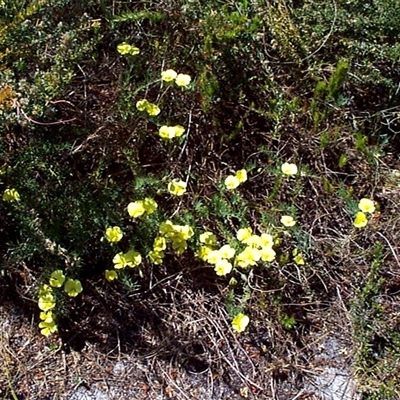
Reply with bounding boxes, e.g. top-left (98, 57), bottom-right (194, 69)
top-left (143, 198), bottom-right (158, 214)
top-left (105, 226), bottom-right (123, 243)
top-left (260, 246), bottom-right (276, 262)
top-left (358, 198), bottom-right (375, 214)
top-left (218, 244), bottom-right (236, 259)
top-left (40, 311), bottom-right (54, 323)
top-left (127, 200), bottom-right (146, 218)
top-left (39, 320), bottom-right (58, 337)
top-left (159, 125), bottom-right (185, 140)
top-left (113, 252), bottom-right (127, 269)
top-left (153, 236), bottom-right (167, 252)
top-left (161, 69), bottom-right (178, 82)
top-left (293, 253), bottom-right (305, 265)
top-left (281, 162), bottom-right (298, 176)
top-left (105, 270), bottom-right (118, 282)
top-left (235, 169), bottom-right (247, 183)
top-left (175, 73), bottom-right (191, 87)
top-left (64, 279), bottom-right (83, 297)
top-left (172, 238), bottom-right (187, 255)
top-left (168, 179), bottom-right (187, 196)
top-left (38, 294), bottom-right (56, 312)
top-left (124, 250), bottom-right (142, 267)
top-left (49, 270), bottom-right (66, 288)
top-left (237, 227), bottom-right (252, 242)
top-left (199, 231), bottom-right (217, 246)
top-left (117, 42), bottom-right (140, 55)
top-left (353, 211), bottom-right (368, 228)
top-left (3, 188), bottom-right (20, 202)
top-left (232, 313), bottom-right (250, 333)
top-left (214, 259), bottom-right (233, 276)
top-left (243, 234), bottom-right (261, 248)
top-left (260, 233), bottom-right (274, 247)
top-left (207, 249), bottom-right (222, 265)
top-left (224, 175), bottom-right (240, 190)
top-left (196, 245), bottom-right (213, 261)
top-left (281, 216), bottom-right (296, 227)
top-left (235, 247), bottom-right (261, 268)
top-left (148, 250), bottom-right (164, 264)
